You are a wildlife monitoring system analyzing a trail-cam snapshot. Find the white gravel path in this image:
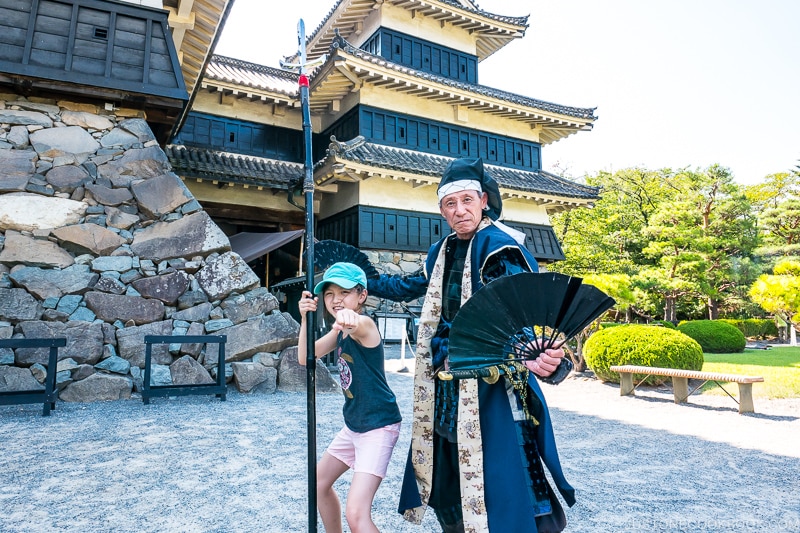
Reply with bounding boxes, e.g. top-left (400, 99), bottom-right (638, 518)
top-left (1, 347), bottom-right (798, 533)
